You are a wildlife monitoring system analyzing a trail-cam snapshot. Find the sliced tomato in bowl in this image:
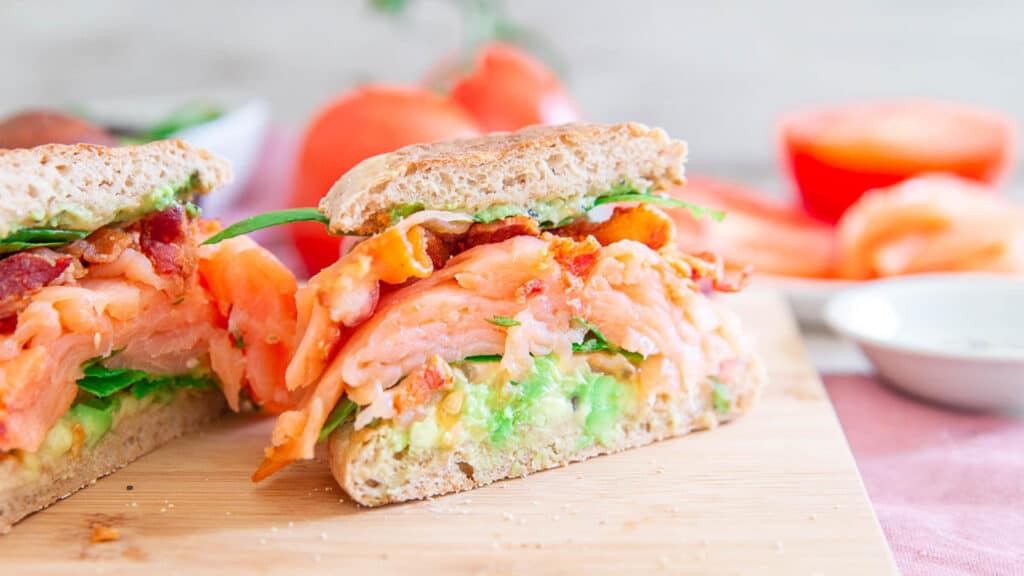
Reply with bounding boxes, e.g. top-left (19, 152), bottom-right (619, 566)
top-left (780, 101), bottom-right (1016, 222)
top-left (290, 85), bottom-right (481, 275)
top-left (448, 42), bottom-right (582, 132)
